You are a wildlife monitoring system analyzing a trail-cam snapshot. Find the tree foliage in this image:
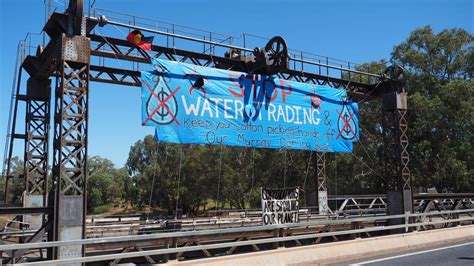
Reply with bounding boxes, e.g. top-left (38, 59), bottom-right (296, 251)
top-left (86, 156), bottom-right (130, 213)
top-left (0, 156), bottom-right (25, 203)
top-left (391, 26), bottom-right (473, 192)
top-left (125, 136), bottom-right (318, 214)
